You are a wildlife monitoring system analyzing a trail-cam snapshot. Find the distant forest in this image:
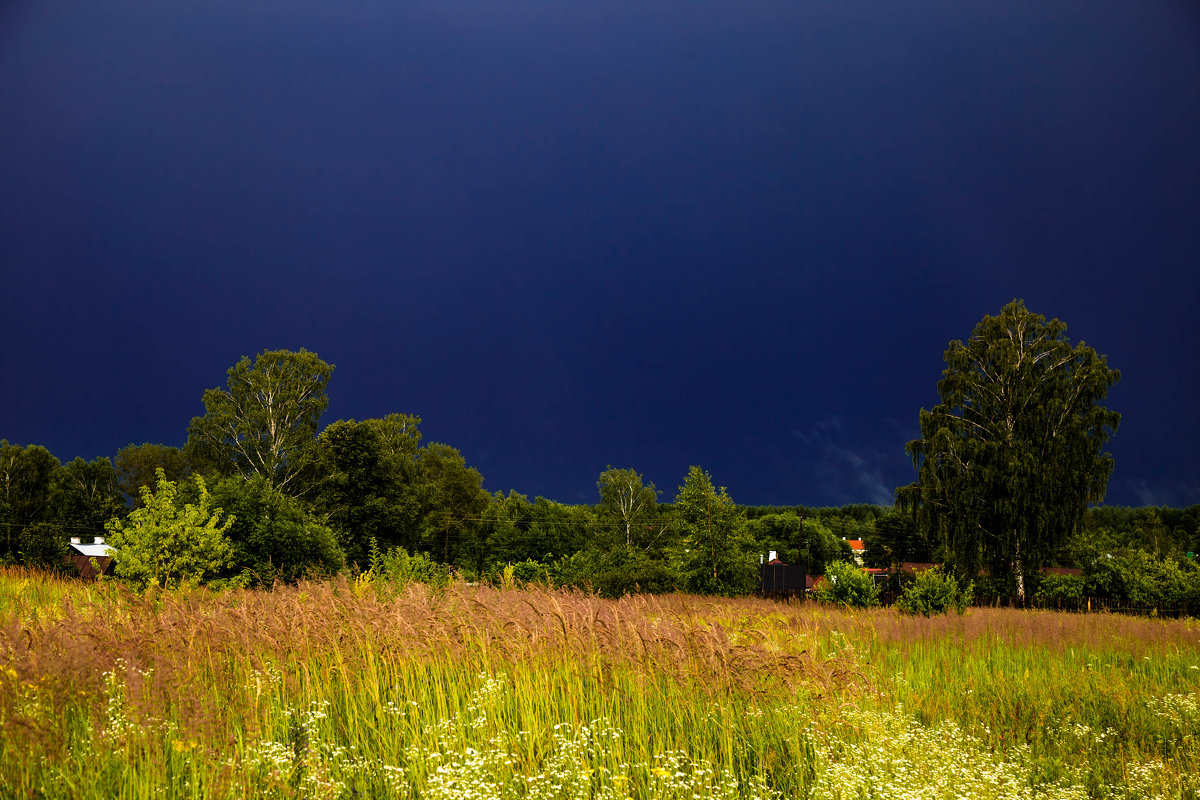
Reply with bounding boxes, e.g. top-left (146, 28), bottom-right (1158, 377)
top-left (3, 344), bottom-right (1199, 602)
